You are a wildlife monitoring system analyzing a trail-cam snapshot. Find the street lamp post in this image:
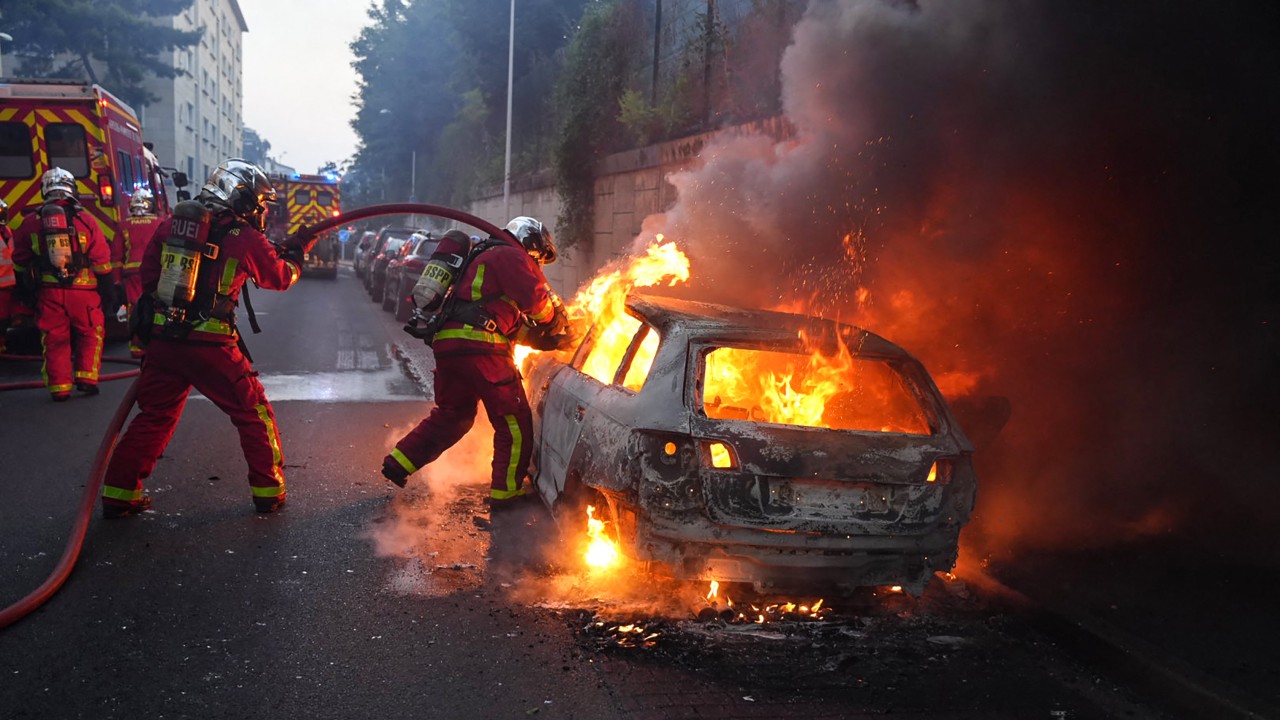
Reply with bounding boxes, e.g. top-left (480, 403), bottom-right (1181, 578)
top-left (0, 33), bottom-right (13, 78)
top-left (503, 0), bottom-right (515, 219)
